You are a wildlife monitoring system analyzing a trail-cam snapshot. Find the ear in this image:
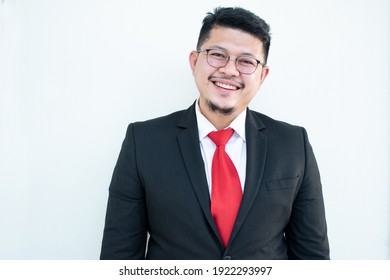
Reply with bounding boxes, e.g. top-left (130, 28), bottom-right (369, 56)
top-left (259, 66), bottom-right (270, 85)
top-left (255, 66), bottom-right (269, 92)
top-left (189, 51), bottom-right (199, 74)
